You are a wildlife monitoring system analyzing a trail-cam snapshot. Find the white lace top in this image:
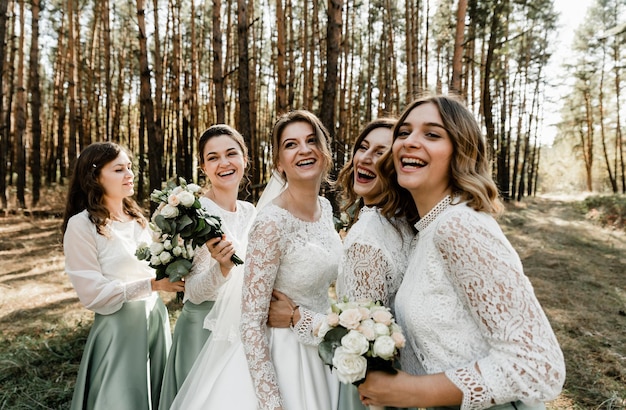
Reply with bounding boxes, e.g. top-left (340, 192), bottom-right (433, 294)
top-left (183, 197), bottom-right (256, 304)
top-left (240, 197), bottom-right (341, 410)
top-left (64, 210), bottom-right (155, 315)
top-left (335, 206), bottom-right (414, 307)
top-left (395, 196), bottom-right (565, 410)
